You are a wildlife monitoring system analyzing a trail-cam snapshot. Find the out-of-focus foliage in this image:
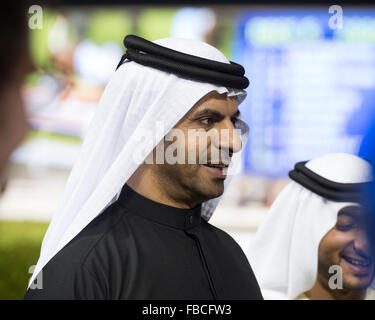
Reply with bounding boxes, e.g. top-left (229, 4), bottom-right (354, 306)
top-left (0, 221), bottom-right (48, 299)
